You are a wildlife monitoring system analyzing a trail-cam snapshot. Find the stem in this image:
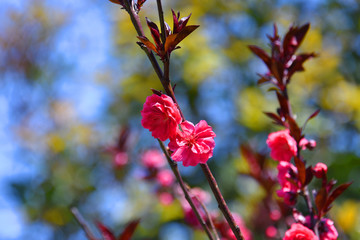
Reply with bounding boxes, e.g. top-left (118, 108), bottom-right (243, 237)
top-left (158, 140), bottom-right (215, 240)
top-left (194, 195), bottom-right (220, 240)
top-left (71, 207), bottom-right (98, 240)
top-left (123, 2), bottom-right (243, 239)
top-left (156, 0), bottom-right (167, 44)
top-left (200, 164), bottom-right (244, 240)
